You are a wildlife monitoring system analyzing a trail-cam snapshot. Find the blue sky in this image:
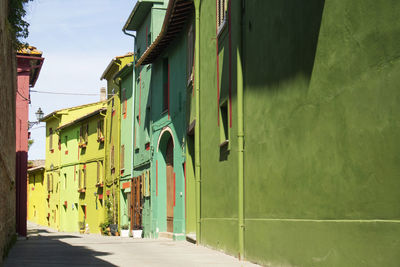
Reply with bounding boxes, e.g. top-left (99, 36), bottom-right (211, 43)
top-left (26, 0), bottom-right (137, 160)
